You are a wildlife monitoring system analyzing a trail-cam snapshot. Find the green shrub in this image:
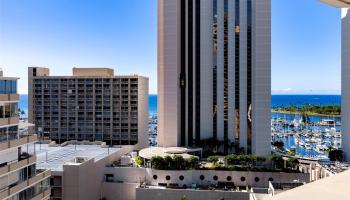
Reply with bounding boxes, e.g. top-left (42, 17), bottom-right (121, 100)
top-left (135, 156), bottom-right (144, 166)
top-left (187, 156), bottom-right (199, 169)
top-left (207, 156), bottom-right (219, 164)
top-left (150, 156), bottom-right (165, 170)
top-left (173, 155), bottom-right (186, 170)
top-left (164, 155), bottom-right (173, 169)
